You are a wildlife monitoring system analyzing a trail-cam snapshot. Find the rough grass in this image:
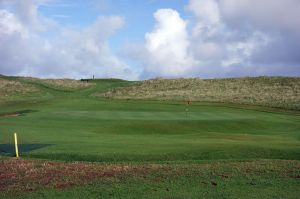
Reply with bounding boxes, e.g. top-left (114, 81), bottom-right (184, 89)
top-left (1, 158), bottom-right (299, 198)
top-left (19, 77), bottom-right (95, 91)
top-left (102, 77), bottom-right (300, 110)
top-left (0, 158), bottom-right (158, 192)
top-left (0, 79), bottom-right (39, 99)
